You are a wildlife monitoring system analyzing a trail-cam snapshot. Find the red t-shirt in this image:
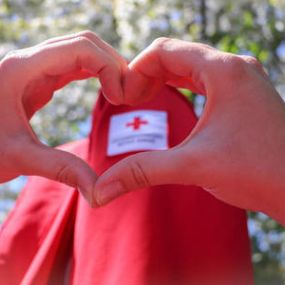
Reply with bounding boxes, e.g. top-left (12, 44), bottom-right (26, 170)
top-left (0, 86), bottom-right (253, 285)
